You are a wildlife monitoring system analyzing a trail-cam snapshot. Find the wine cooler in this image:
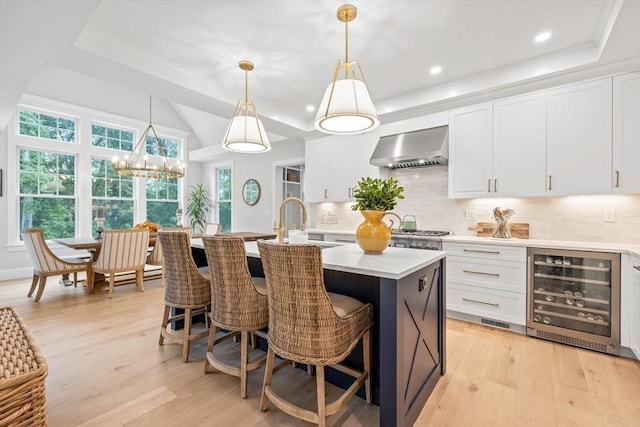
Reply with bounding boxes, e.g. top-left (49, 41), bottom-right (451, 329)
top-left (527, 248), bottom-right (620, 355)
